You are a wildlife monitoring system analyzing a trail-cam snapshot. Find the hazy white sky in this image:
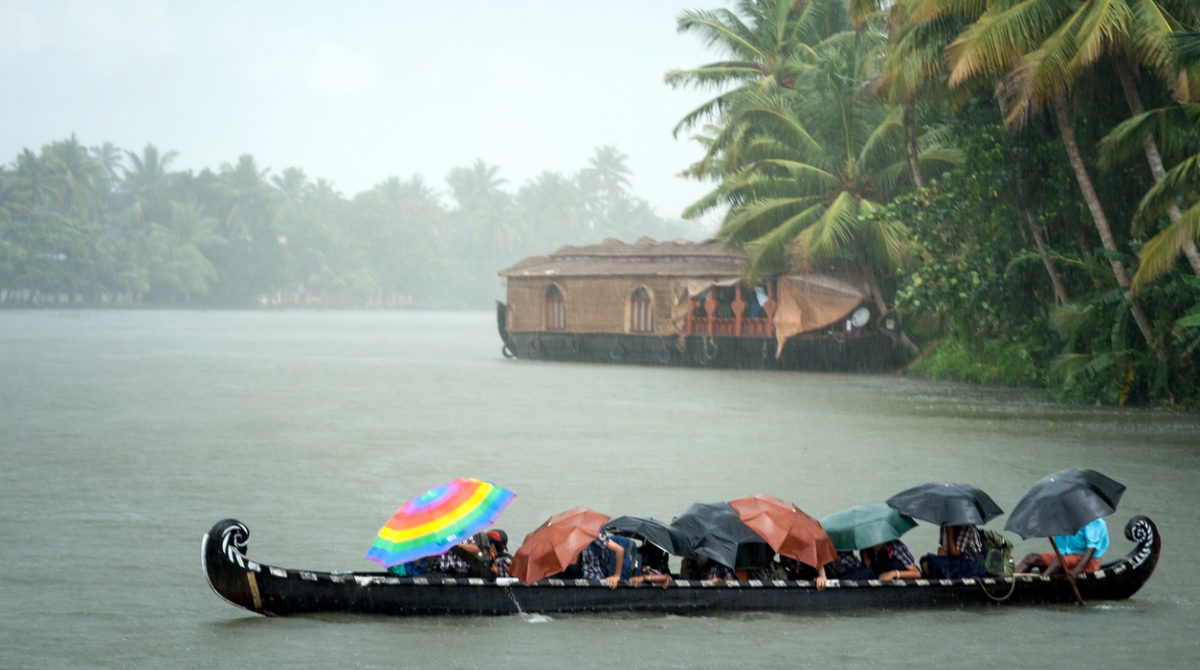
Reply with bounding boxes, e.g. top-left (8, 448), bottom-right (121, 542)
top-left (0, 1), bottom-right (724, 221)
